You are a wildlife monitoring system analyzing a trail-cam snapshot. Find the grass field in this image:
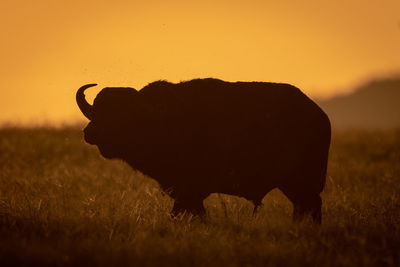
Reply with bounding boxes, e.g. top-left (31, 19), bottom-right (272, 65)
top-left (0, 127), bottom-right (399, 266)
